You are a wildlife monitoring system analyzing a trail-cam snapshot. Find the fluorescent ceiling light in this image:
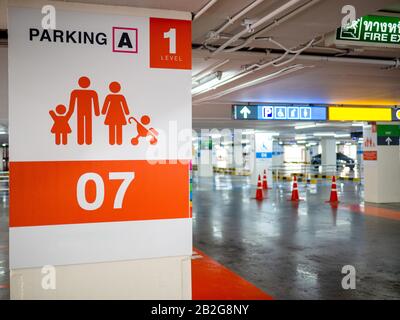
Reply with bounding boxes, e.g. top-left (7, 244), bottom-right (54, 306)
top-left (295, 123), bottom-right (316, 130)
top-left (294, 123), bottom-right (327, 130)
top-left (243, 129), bottom-right (255, 134)
top-left (297, 140), bottom-right (306, 144)
top-left (334, 133), bottom-right (351, 138)
top-left (210, 133), bottom-right (221, 138)
top-left (351, 123), bottom-right (364, 127)
top-left (313, 132), bottom-right (335, 137)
